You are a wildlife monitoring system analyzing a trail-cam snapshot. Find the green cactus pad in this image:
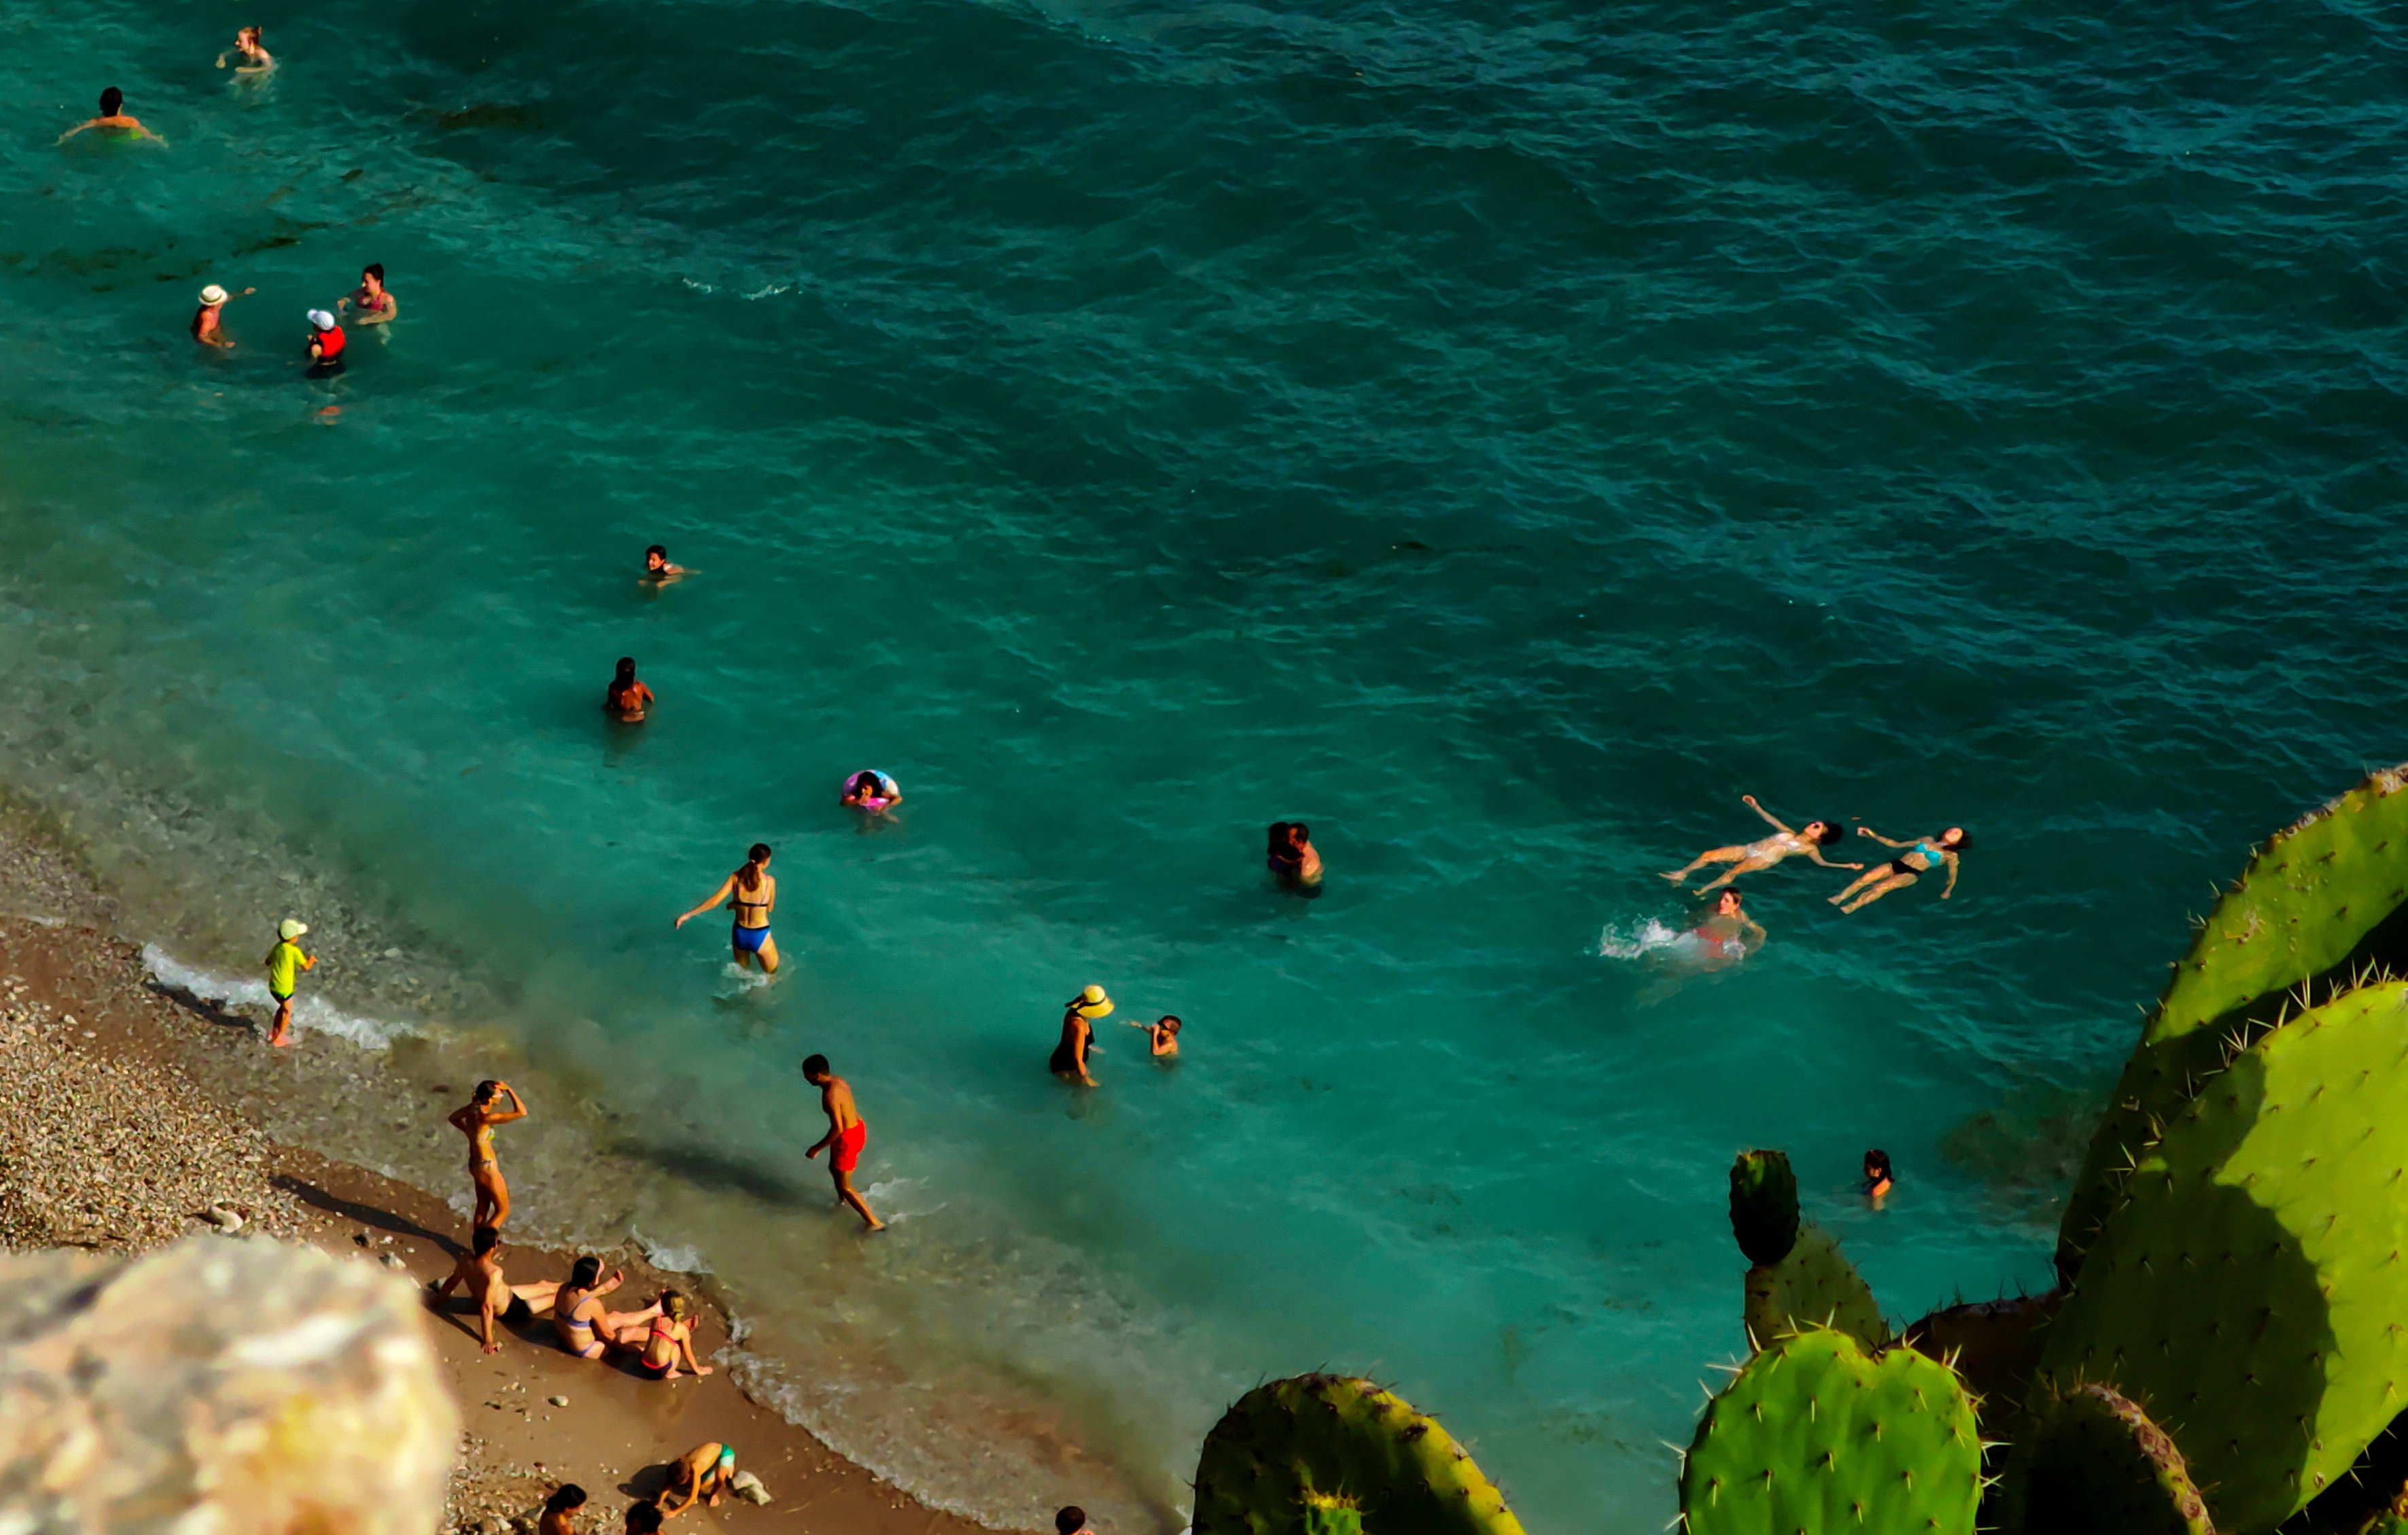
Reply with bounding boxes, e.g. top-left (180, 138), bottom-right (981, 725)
top-left (1192, 1375), bottom-right (1524, 1535)
top-left (2057, 765), bottom-right (2408, 1282)
top-left (2012, 1382), bottom-right (2212, 1535)
top-left (1900, 1292), bottom-right (2059, 1431)
top-left (1728, 1150), bottom-right (1800, 1267)
top-left (1680, 1326), bottom-right (1981, 1535)
top-left (1743, 1223), bottom-right (1888, 1353)
top-left (2037, 981), bottom-right (2408, 1532)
